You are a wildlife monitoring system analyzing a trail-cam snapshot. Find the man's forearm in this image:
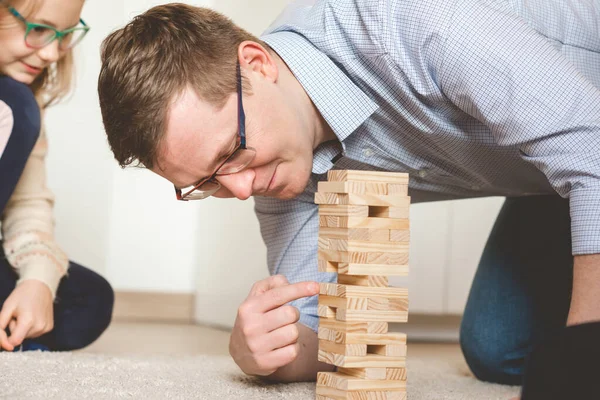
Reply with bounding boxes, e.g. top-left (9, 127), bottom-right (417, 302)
top-left (265, 323), bottom-right (335, 383)
top-left (567, 254), bottom-right (600, 326)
